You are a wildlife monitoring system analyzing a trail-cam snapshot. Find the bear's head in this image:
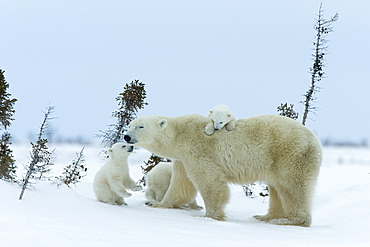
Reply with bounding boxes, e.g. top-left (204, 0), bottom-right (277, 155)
top-left (210, 111), bottom-right (232, 130)
top-left (124, 116), bottom-right (168, 147)
top-left (108, 142), bottom-right (134, 159)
